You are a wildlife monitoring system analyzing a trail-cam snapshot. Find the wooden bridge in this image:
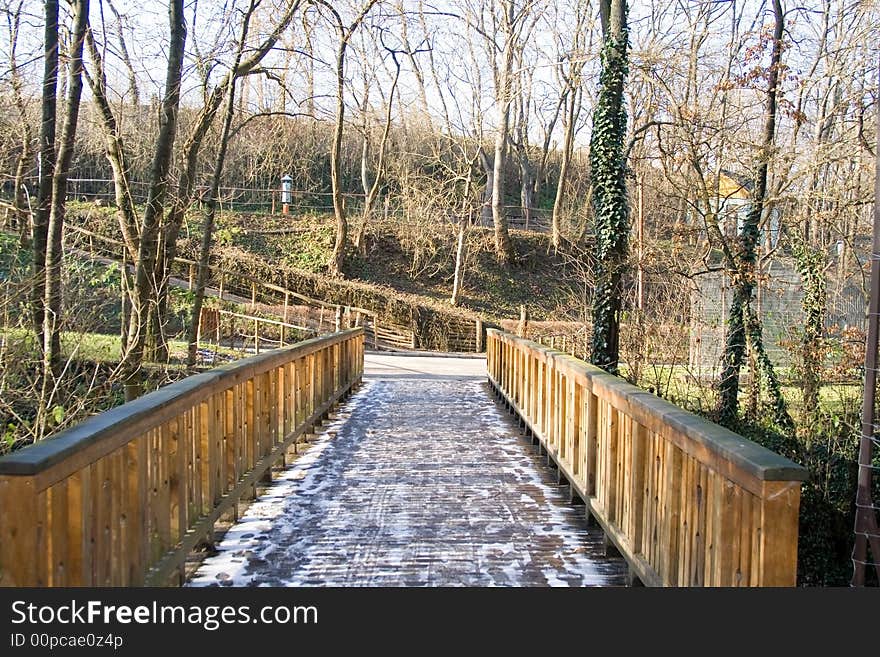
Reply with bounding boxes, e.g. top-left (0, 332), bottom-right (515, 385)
top-left (0, 329), bottom-right (807, 587)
